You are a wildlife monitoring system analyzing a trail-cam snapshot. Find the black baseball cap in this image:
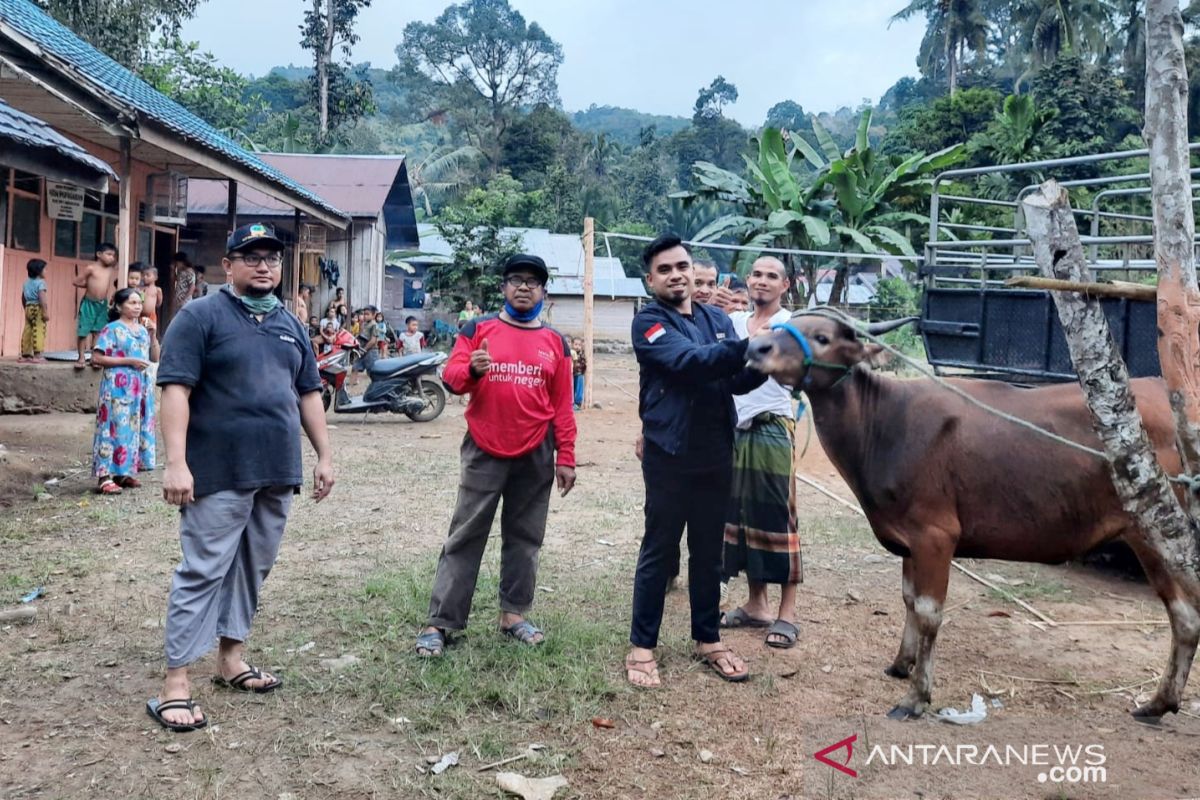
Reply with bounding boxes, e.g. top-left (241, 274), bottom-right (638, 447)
top-left (502, 253), bottom-right (549, 285)
top-left (227, 222), bottom-right (285, 254)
